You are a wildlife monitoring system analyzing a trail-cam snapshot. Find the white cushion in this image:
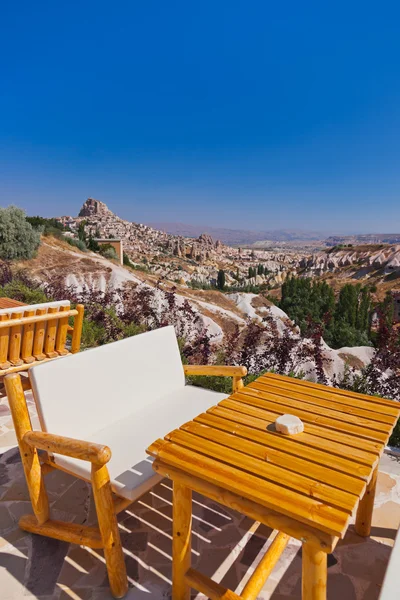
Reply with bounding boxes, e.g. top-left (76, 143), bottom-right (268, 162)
top-left (49, 386), bottom-right (227, 501)
top-left (0, 300), bottom-right (70, 316)
top-left (30, 326), bottom-right (185, 440)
